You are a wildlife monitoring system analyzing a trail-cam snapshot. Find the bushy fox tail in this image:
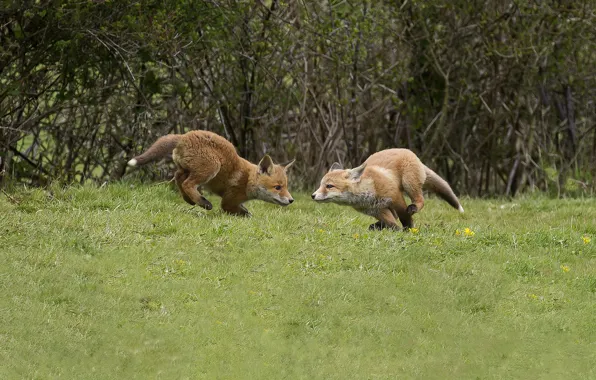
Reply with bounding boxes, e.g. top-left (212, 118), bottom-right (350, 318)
top-left (423, 166), bottom-right (464, 213)
top-left (127, 134), bottom-right (181, 167)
